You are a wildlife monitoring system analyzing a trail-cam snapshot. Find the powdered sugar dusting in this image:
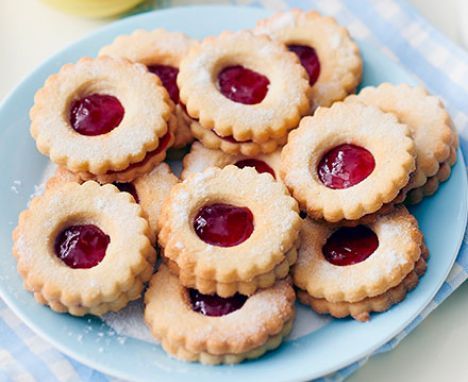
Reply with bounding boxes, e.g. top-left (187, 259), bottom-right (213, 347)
top-left (102, 300), bottom-right (156, 344)
top-left (102, 300), bottom-right (329, 345)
